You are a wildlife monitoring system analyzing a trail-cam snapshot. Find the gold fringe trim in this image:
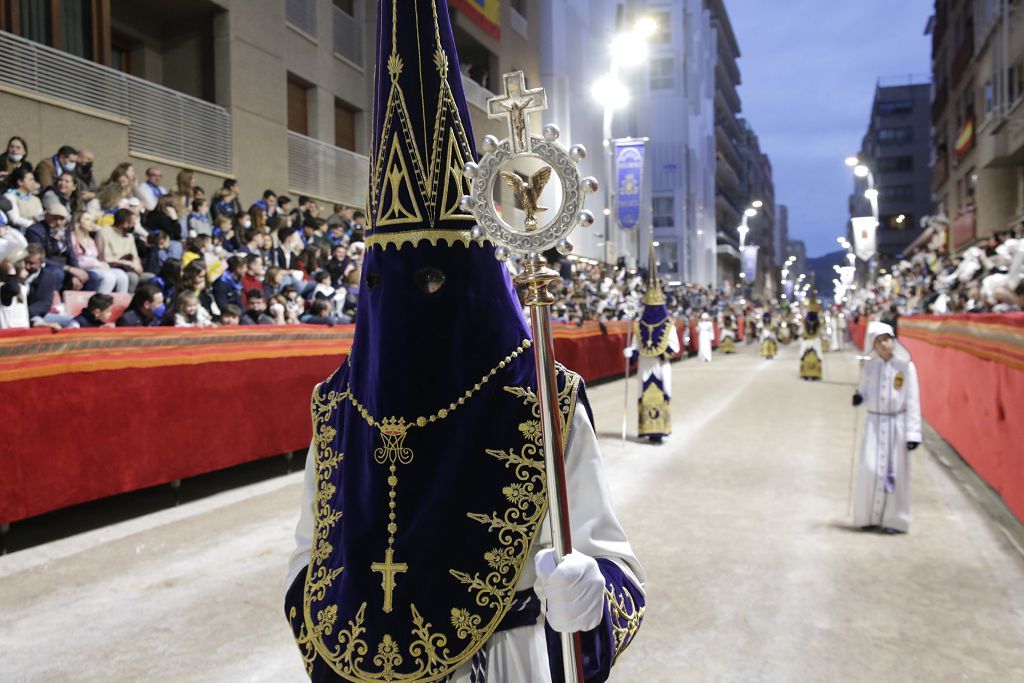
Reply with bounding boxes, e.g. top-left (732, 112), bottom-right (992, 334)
top-left (365, 229), bottom-right (485, 250)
